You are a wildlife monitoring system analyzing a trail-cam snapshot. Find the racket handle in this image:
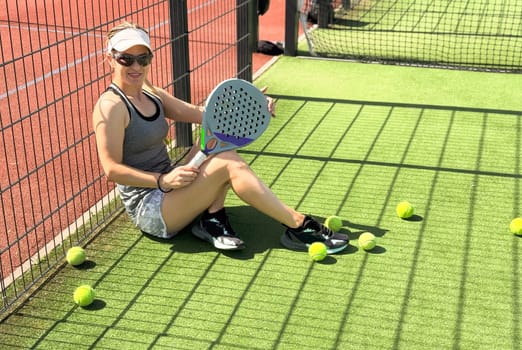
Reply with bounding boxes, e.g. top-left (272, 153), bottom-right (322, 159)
top-left (187, 151), bottom-right (207, 168)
